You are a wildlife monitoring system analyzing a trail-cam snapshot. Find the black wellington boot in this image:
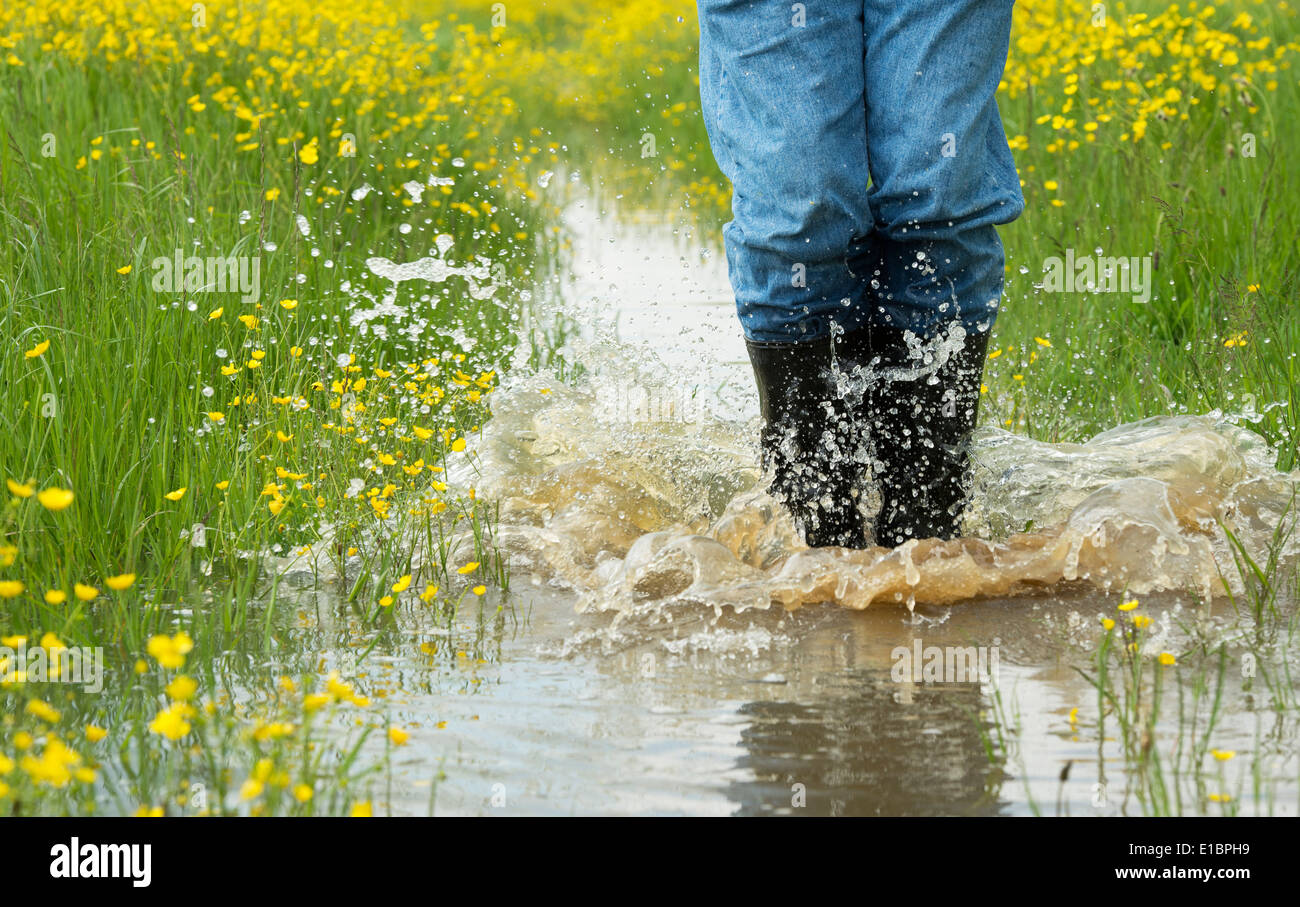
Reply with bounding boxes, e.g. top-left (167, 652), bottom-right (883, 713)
top-left (837, 323), bottom-right (990, 547)
top-left (746, 336), bottom-right (867, 548)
